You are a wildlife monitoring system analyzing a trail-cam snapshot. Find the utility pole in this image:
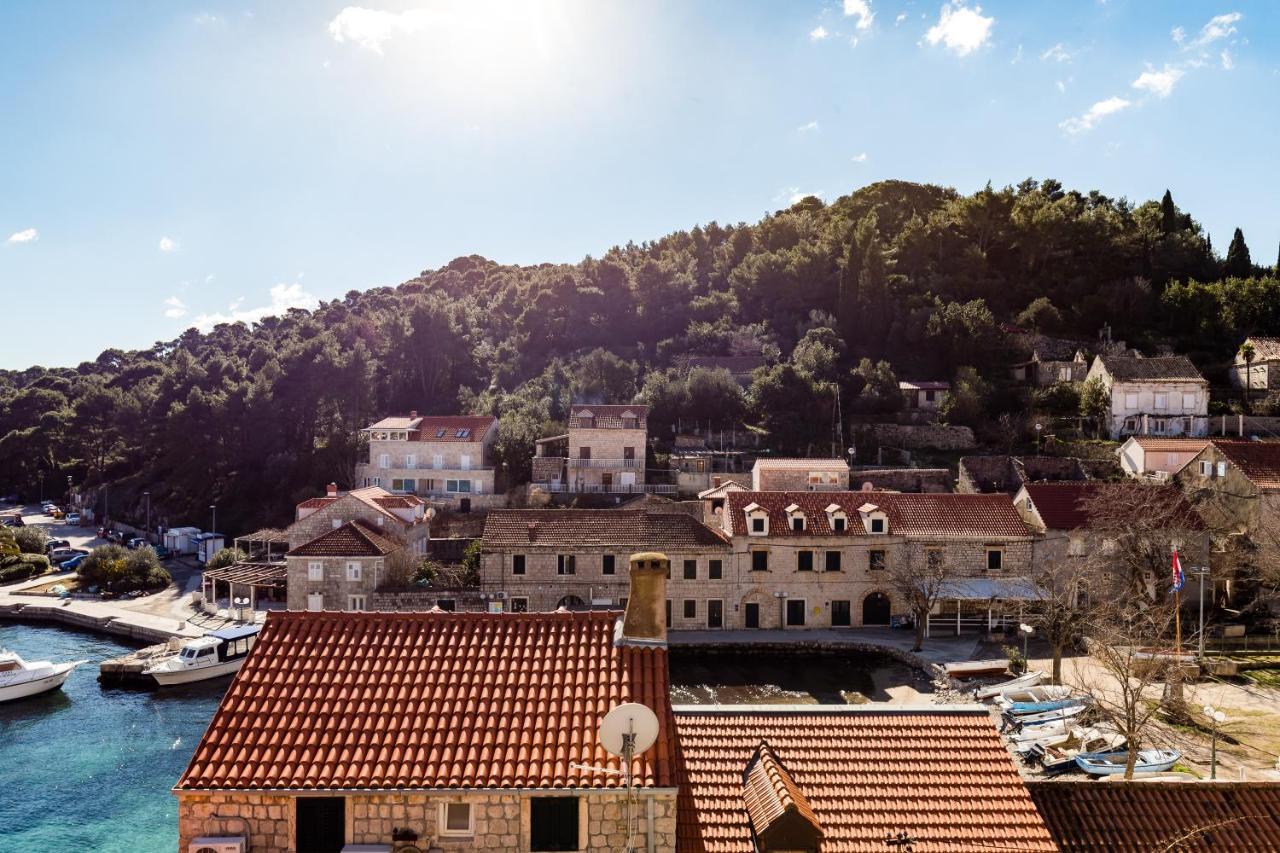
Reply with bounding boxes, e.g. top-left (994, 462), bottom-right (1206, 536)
top-left (144, 492), bottom-right (151, 543)
top-left (210, 504), bottom-right (217, 535)
top-left (1190, 565), bottom-right (1210, 660)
